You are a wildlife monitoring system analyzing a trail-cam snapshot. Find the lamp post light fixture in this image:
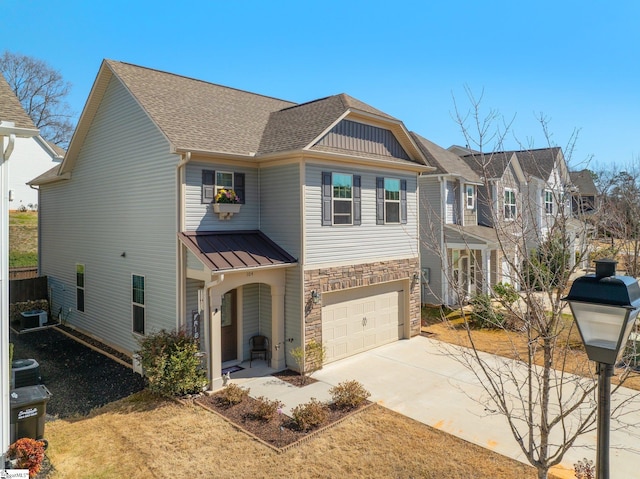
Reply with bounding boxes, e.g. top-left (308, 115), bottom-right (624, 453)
top-left (563, 259), bottom-right (640, 479)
